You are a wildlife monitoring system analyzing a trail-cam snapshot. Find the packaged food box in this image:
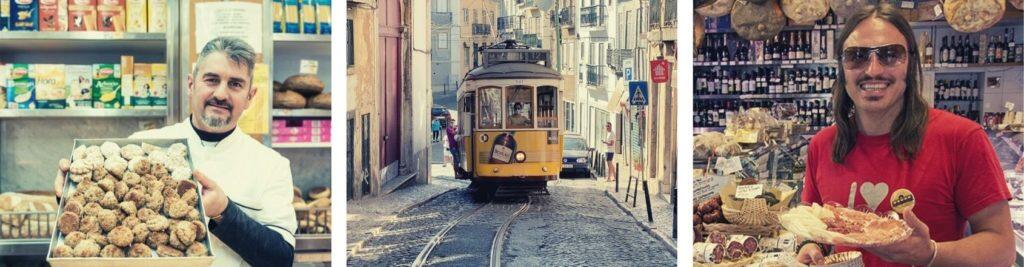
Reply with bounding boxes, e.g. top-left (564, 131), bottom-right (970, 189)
top-left (124, 0), bottom-right (144, 32)
top-left (146, 0), bottom-right (163, 32)
top-left (0, 65), bottom-right (9, 109)
top-left (273, 134), bottom-right (311, 143)
top-left (11, 0), bottom-right (38, 31)
top-left (131, 63), bottom-right (151, 106)
top-left (1, 0), bottom-right (10, 30)
top-left (119, 55), bottom-right (133, 107)
top-left (47, 139), bottom-right (214, 266)
top-left (7, 64), bottom-right (35, 109)
top-left (314, 133), bottom-right (329, 143)
top-left (67, 0), bottom-right (95, 31)
top-left (38, 0), bottom-right (66, 31)
top-left (313, 119), bottom-right (329, 128)
top-left (149, 63), bottom-right (166, 106)
top-left (271, 0), bottom-right (281, 33)
top-left (91, 64), bottom-right (121, 109)
top-left (272, 126), bottom-right (312, 136)
top-left (65, 65), bottom-right (93, 108)
top-left (34, 64), bottom-right (68, 109)
top-left (314, 0), bottom-right (328, 34)
top-left (299, 0), bottom-right (313, 34)
top-left (95, 0), bottom-right (123, 32)
top-left (283, 0), bottom-right (297, 33)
